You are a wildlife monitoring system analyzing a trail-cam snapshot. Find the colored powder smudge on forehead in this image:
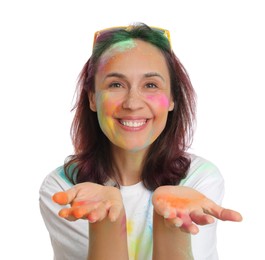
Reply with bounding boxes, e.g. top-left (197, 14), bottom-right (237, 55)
top-left (97, 39), bottom-right (137, 71)
top-left (108, 39), bottom-right (137, 53)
